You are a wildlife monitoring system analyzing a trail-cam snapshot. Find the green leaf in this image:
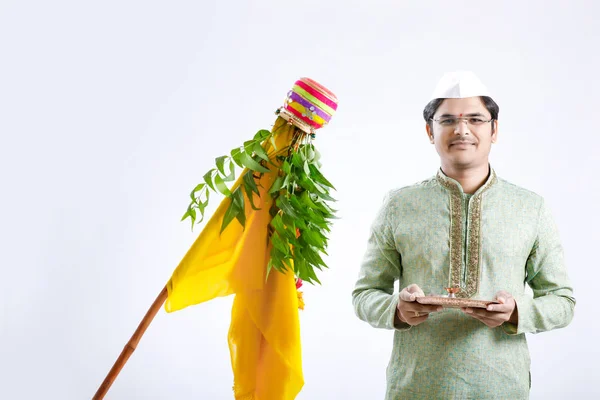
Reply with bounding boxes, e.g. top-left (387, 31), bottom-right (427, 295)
top-left (313, 146), bottom-right (321, 162)
top-left (271, 232), bottom-right (290, 256)
top-left (282, 174), bottom-right (291, 191)
top-left (281, 160), bottom-right (292, 175)
top-left (244, 140), bottom-right (256, 154)
top-left (300, 191), bottom-right (317, 209)
top-left (254, 129), bottom-right (271, 141)
top-left (294, 217), bottom-right (307, 230)
top-left (296, 171), bottom-right (323, 196)
top-left (291, 152), bottom-right (304, 168)
top-left (305, 264), bottom-right (321, 284)
top-left (270, 246), bottom-right (288, 272)
top-left (216, 156), bottom-right (228, 176)
top-left (181, 207), bottom-right (196, 230)
top-left (221, 197), bottom-right (241, 233)
top-left (303, 246), bottom-right (327, 268)
top-left (244, 185), bottom-right (260, 210)
top-left (243, 172), bottom-right (261, 210)
top-left (271, 214), bottom-right (290, 238)
top-left (313, 196), bottom-right (336, 214)
top-left (314, 188), bottom-right (336, 201)
top-left (307, 208), bottom-right (327, 226)
top-left (294, 256), bottom-right (309, 282)
top-left (281, 213), bottom-right (297, 233)
top-left (199, 188), bottom-right (210, 206)
top-left (281, 257), bottom-right (294, 272)
top-left (268, 176), bottom-right (284, 194)
top-left (269, 135), bottom-right (277, 151)
top-left (223, 158), bottom-right (235, 182)
top-left (188, 207), bottom-right (197, 222)
top-left (231, 148), bottom-right (244, 168)
top-left (240, 152), bottom-right (270, 173)
top-left (232, 188), bottom-right (246, 227)
top-left (289, 195), bottom-right (306, 217)
top-left (214, 174), bottom-right (232, 196)
top-left (301, 229), bottom-right (325, 247)
top-left (277, 196), bottom-right (300, 219)
top-left (189, 183), bottom-right (205, 203)
top-left (204, 170), bottom-right (216, 191)
top-left (193, 185), bottom-right (209, 205)
top-left (309, 164), bottom-right (336, 189)
top-left (253, 142), bottom-right (270, 162)
top-left (303, 160), bottom-right (311, 176)
top-left (195, 198), bottom-right (208, 223)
